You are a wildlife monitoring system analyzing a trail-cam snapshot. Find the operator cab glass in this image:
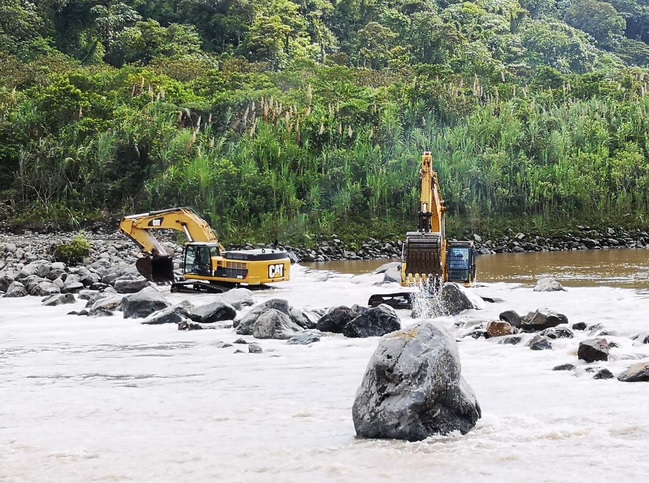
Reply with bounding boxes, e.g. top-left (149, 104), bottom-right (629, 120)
top-left (447, 244), bottom-right (476, 283)
top-left (184, 244), bottom-right (219, 276)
